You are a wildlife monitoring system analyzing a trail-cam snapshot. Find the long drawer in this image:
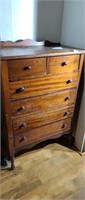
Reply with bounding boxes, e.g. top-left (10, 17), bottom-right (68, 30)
top-left (49, 55), bottom-right (79, 74)
top-left (14, 118), bottom-right (72, 148)
top-left (9, 73), bottom-right (78, 100)
top-left (12, 105), bottom-right (74, 133)
top-left (8, 58), bottom-right (46, 80)
top-left (11, 89), bottom-right (76, 116)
